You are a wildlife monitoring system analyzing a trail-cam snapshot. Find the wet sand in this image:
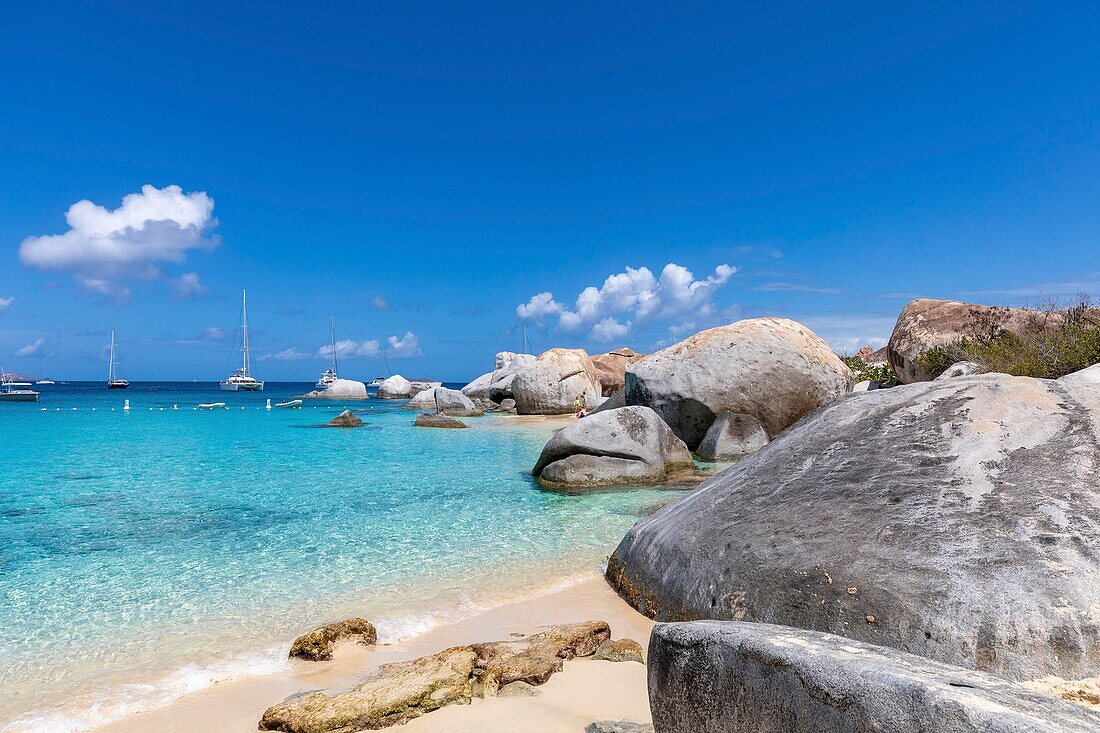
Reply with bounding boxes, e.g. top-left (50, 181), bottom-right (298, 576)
top-left (97, 575), bottom-right (653, 733)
